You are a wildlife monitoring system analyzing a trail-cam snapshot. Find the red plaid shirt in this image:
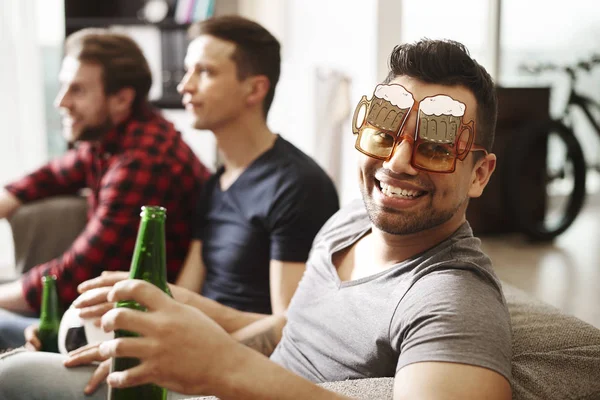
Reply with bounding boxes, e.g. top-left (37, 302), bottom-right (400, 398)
top-left (5, 108), bottom-right (211, 312)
